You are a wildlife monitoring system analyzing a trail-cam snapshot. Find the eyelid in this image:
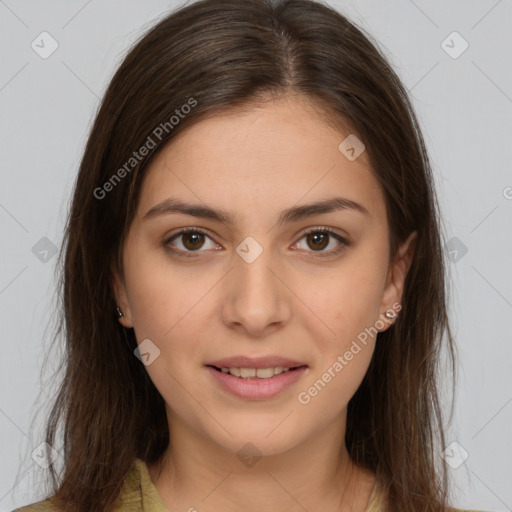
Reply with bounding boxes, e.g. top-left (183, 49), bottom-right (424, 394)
top-left (163, 225), bottom-right (350, 257)
top-left (296, 225), bottom-right (349, 241)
